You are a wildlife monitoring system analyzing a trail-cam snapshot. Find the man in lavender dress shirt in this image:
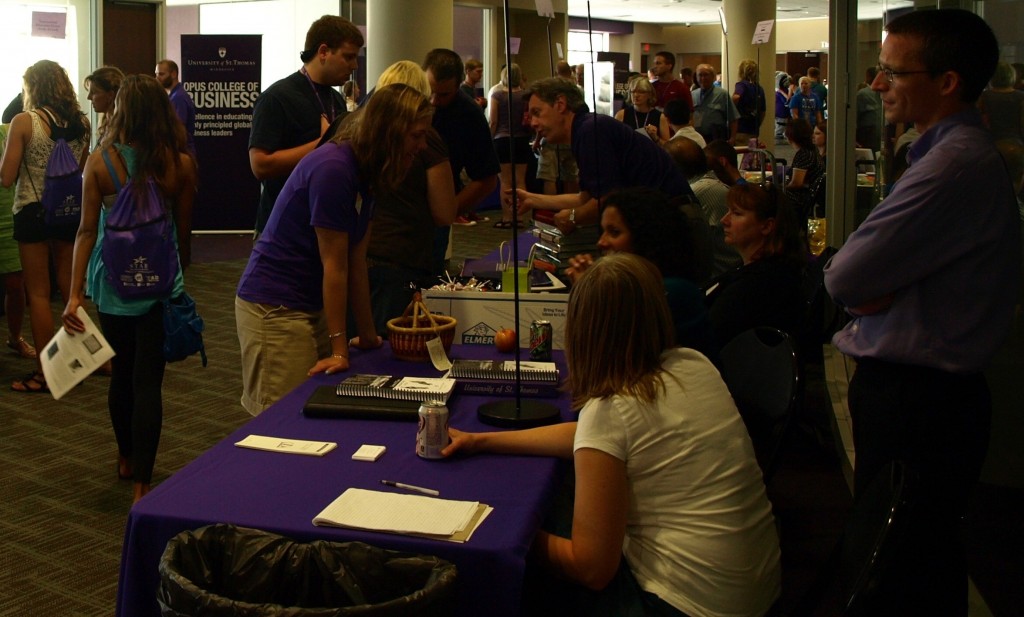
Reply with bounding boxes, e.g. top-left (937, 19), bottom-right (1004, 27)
top-left (824, 10), bottom-right (1020, 615)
